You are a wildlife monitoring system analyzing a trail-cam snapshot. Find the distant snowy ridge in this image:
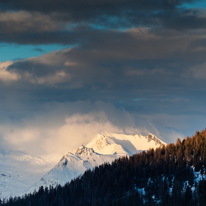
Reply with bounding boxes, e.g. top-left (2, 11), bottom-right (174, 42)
top-left (0, 150), bottom-right (50, 199)
top-left (27, 132), bottom-right (166, 194)
top-left (87, 132), bottom-right (166, 155)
